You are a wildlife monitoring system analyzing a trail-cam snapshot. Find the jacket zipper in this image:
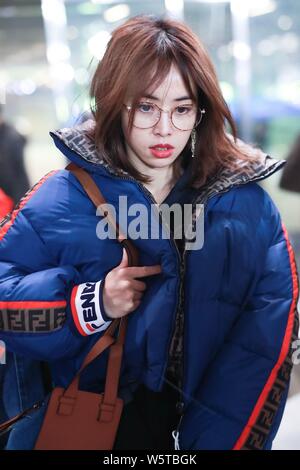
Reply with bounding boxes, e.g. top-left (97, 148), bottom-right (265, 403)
top-left (170, 249), bottom-right (187, 450)
top-left (114, 173), bottom-right (189, 449)
top-left (171, 184), bottom-right (251, 449)
top-left (170, 162), bottom-right (285, 449)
